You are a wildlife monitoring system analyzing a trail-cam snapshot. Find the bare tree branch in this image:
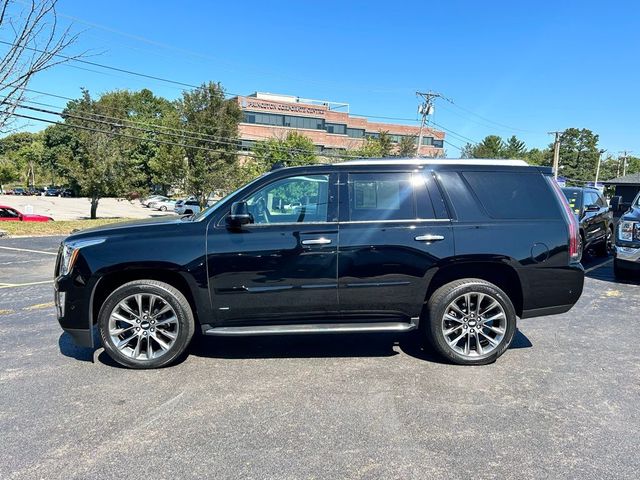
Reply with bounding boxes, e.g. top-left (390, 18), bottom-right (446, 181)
top-left (0, 0), bottom-right (81, 132)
